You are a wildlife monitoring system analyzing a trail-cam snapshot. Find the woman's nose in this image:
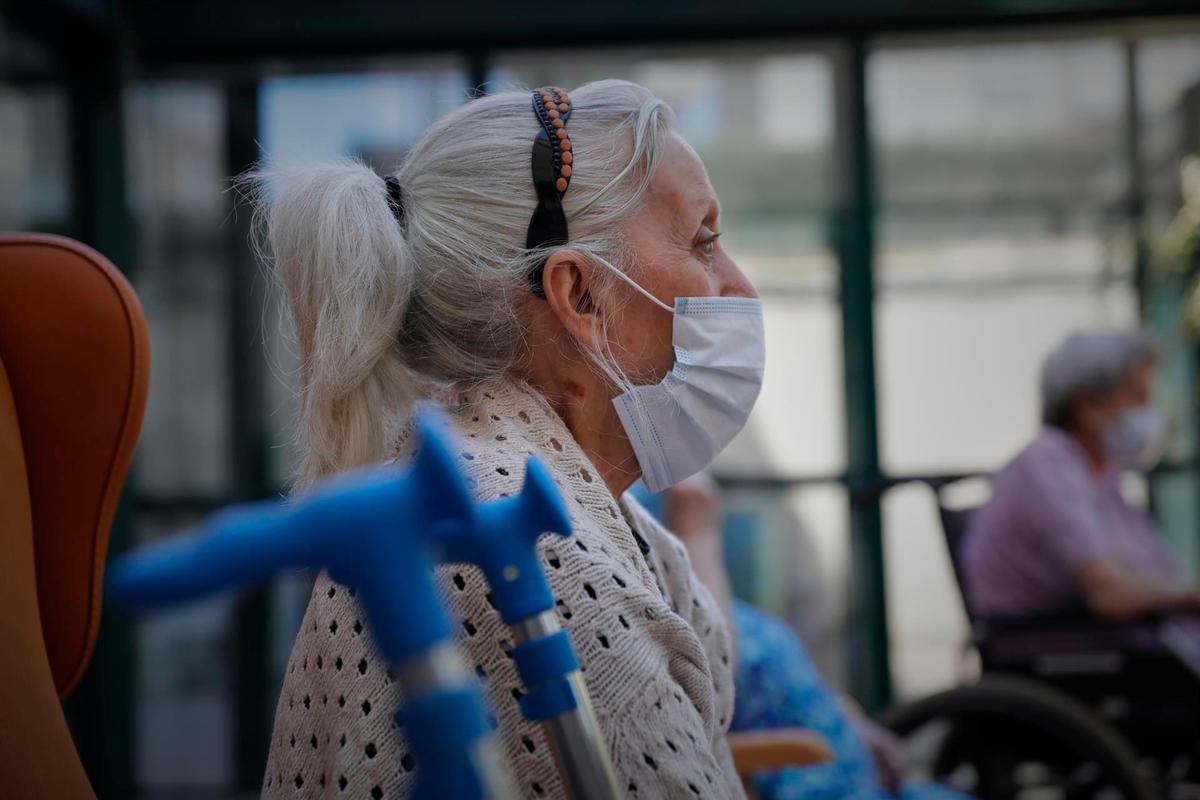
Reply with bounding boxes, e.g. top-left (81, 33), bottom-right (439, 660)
top-left (718, 257), bottom-right (758, 299)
